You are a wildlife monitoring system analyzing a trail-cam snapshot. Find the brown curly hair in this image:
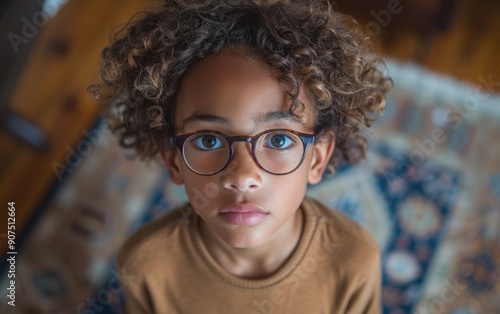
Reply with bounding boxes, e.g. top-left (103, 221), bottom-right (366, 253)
top-left (89, 0), bottom-right (392, 167)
